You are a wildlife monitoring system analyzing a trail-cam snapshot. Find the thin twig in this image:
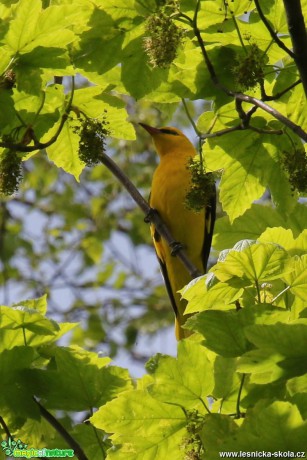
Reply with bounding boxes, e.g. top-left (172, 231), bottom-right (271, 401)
top-left (236, 374), bottom-right (246, 419)
top-left (201, 125), bottom-right (242, 139)
top-left (263, 78), bottom-right (301, 101)
top-left (231, 12), bottom-right (246, 51)
top-left (249, 126), bottom-right (283, 135)
top-left (0, 77), bottom-right (75, 152)
top-left (181, 98), bottom-right (201, 136)
top-left (254, 0), bottom-right (294, 59)
top-left (0, 415), bottom-right (12, 438)
top-left (234, 92), bottom-right (307, 141)
top-left (33, 397), bottom-right (89, 460)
